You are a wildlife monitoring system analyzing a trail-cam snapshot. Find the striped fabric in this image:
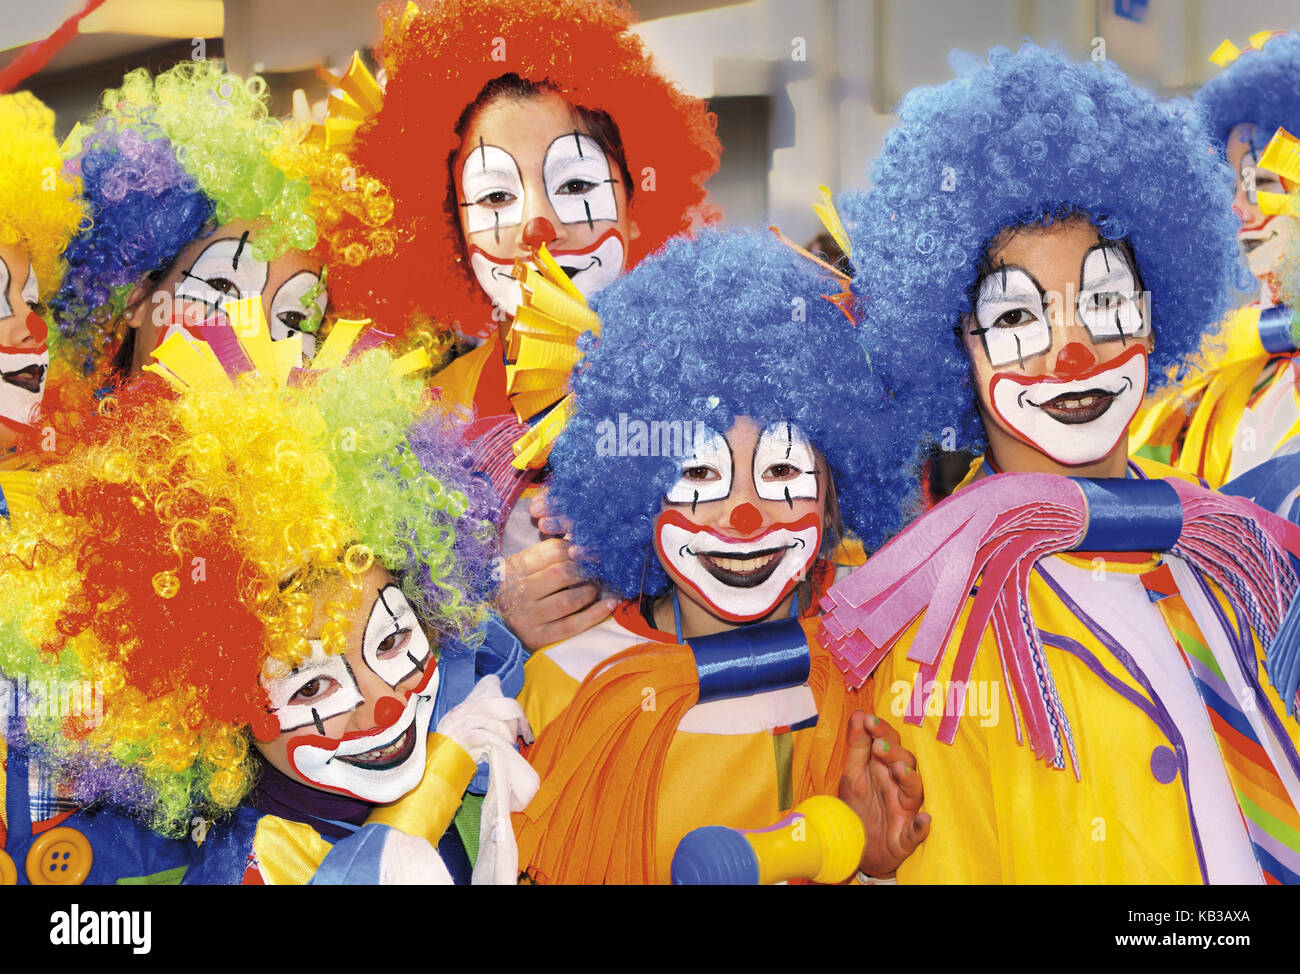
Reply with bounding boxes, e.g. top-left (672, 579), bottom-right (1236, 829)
top-left (1143, 561), bottom-right (1300, 884)
top-left (465, 414), bottom-right (539, 524)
